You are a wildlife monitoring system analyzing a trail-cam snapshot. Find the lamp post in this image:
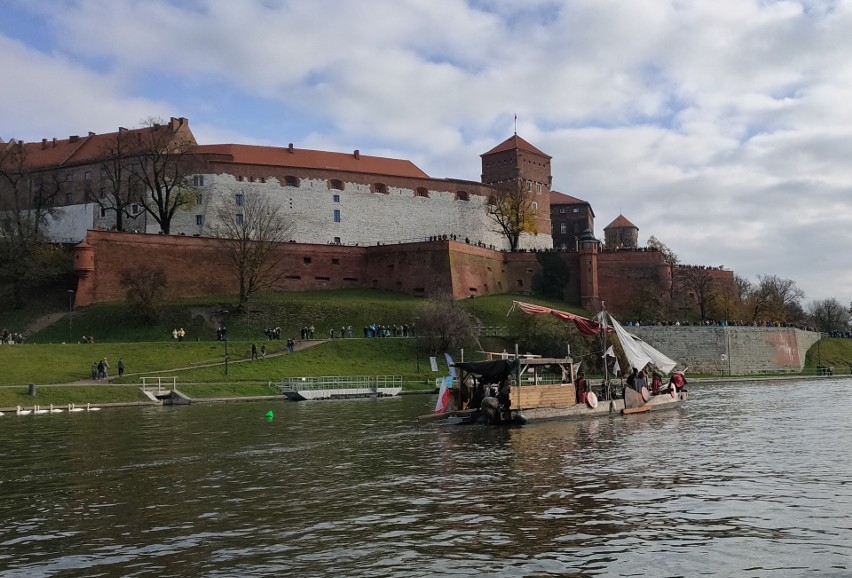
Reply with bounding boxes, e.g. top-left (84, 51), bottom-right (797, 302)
top-left (66, 289), bottom-right (75, 343)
